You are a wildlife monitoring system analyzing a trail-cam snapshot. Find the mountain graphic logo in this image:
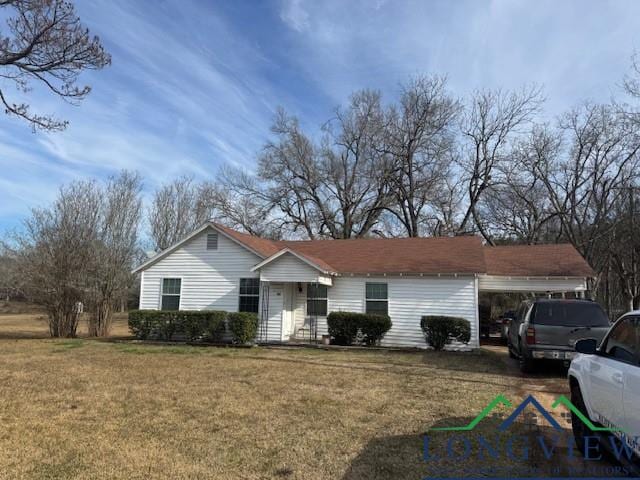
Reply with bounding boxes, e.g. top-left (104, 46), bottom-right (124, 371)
top-left (430, 394), bottom-right (622, 432)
